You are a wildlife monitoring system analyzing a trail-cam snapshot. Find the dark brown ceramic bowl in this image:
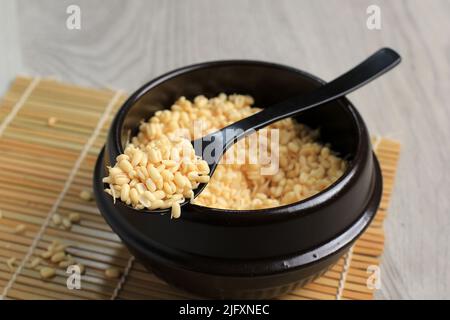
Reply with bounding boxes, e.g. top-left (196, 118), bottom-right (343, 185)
top-left (93, 60), bottom-right (382, 299)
